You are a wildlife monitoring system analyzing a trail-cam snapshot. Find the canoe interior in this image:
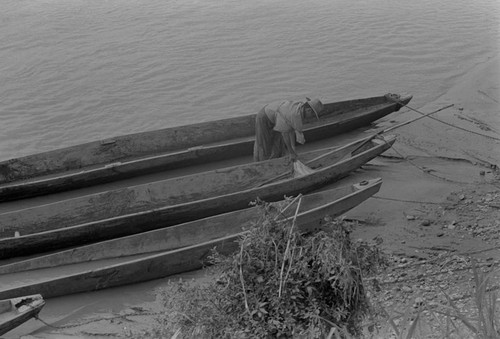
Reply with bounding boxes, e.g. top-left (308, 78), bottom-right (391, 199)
top-left (0, 135), bottom-right (394, 261)
top-left (0, 115), bottom-right (255, 184)
top-left (0, 178), bottom-right (381, 299)
top-left (0, 135), bottom-right (394, 263)
top-left (0, 156), bottom-right (292, 237)
top-left (0, 94), bottom-right (410, 184)
top-left (0, 178), bottom-right (381, 273)
top-left (0, 136), bottom-right (389, 238)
